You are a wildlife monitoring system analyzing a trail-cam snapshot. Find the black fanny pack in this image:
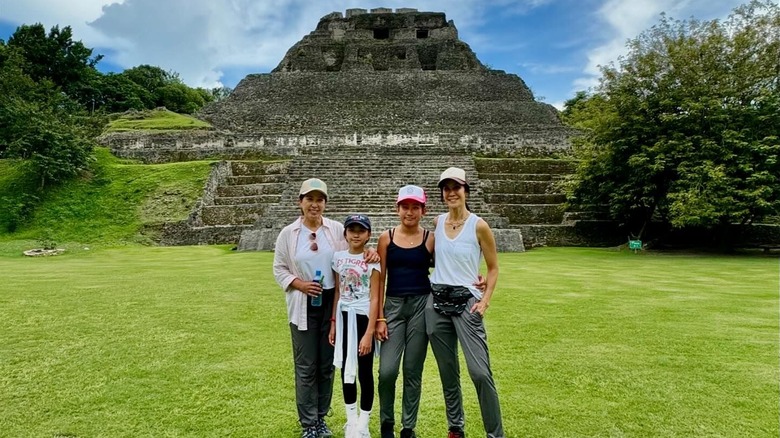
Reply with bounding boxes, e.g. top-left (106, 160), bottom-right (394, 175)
top-left (431, 284), bottom-right (472, 316)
